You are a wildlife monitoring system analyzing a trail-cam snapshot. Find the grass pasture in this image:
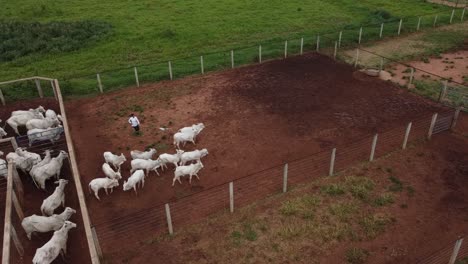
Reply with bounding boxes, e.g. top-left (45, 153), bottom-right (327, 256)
top-left (0, 0), bottom-right (455, 85)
